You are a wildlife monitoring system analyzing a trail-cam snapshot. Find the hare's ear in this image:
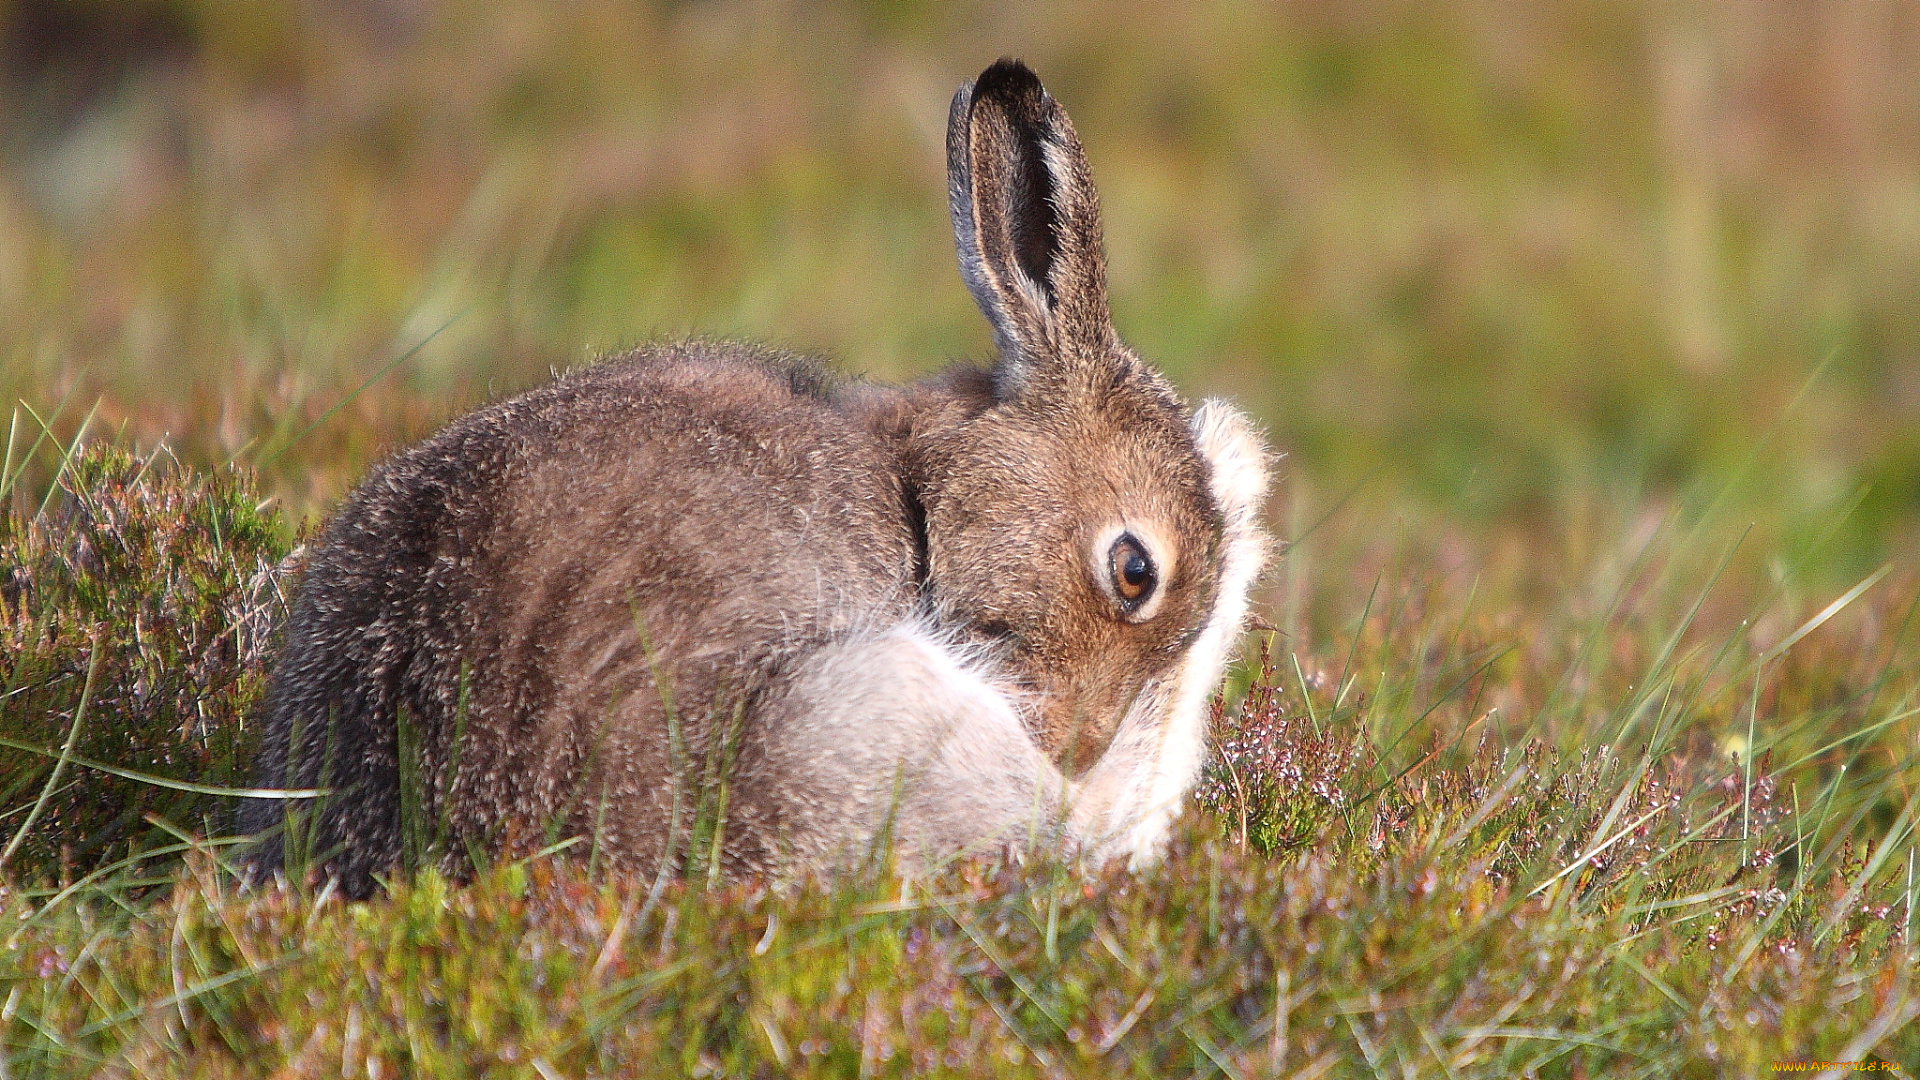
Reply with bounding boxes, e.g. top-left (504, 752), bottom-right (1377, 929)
top-left (949, 59), bottom-right (1114, 397)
